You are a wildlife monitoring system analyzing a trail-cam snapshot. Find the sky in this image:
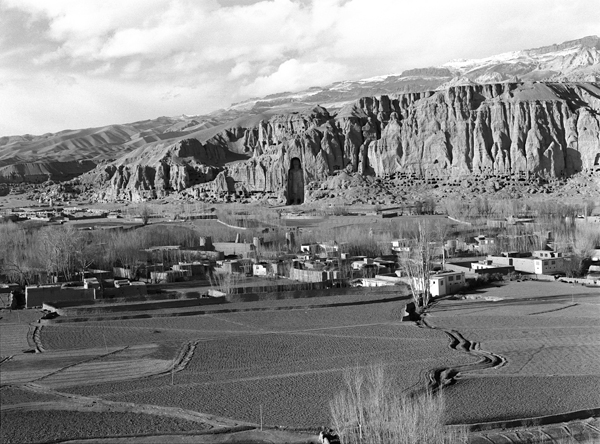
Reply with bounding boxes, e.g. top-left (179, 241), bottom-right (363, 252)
top-left (0, 0), bottom-right (598, 136)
